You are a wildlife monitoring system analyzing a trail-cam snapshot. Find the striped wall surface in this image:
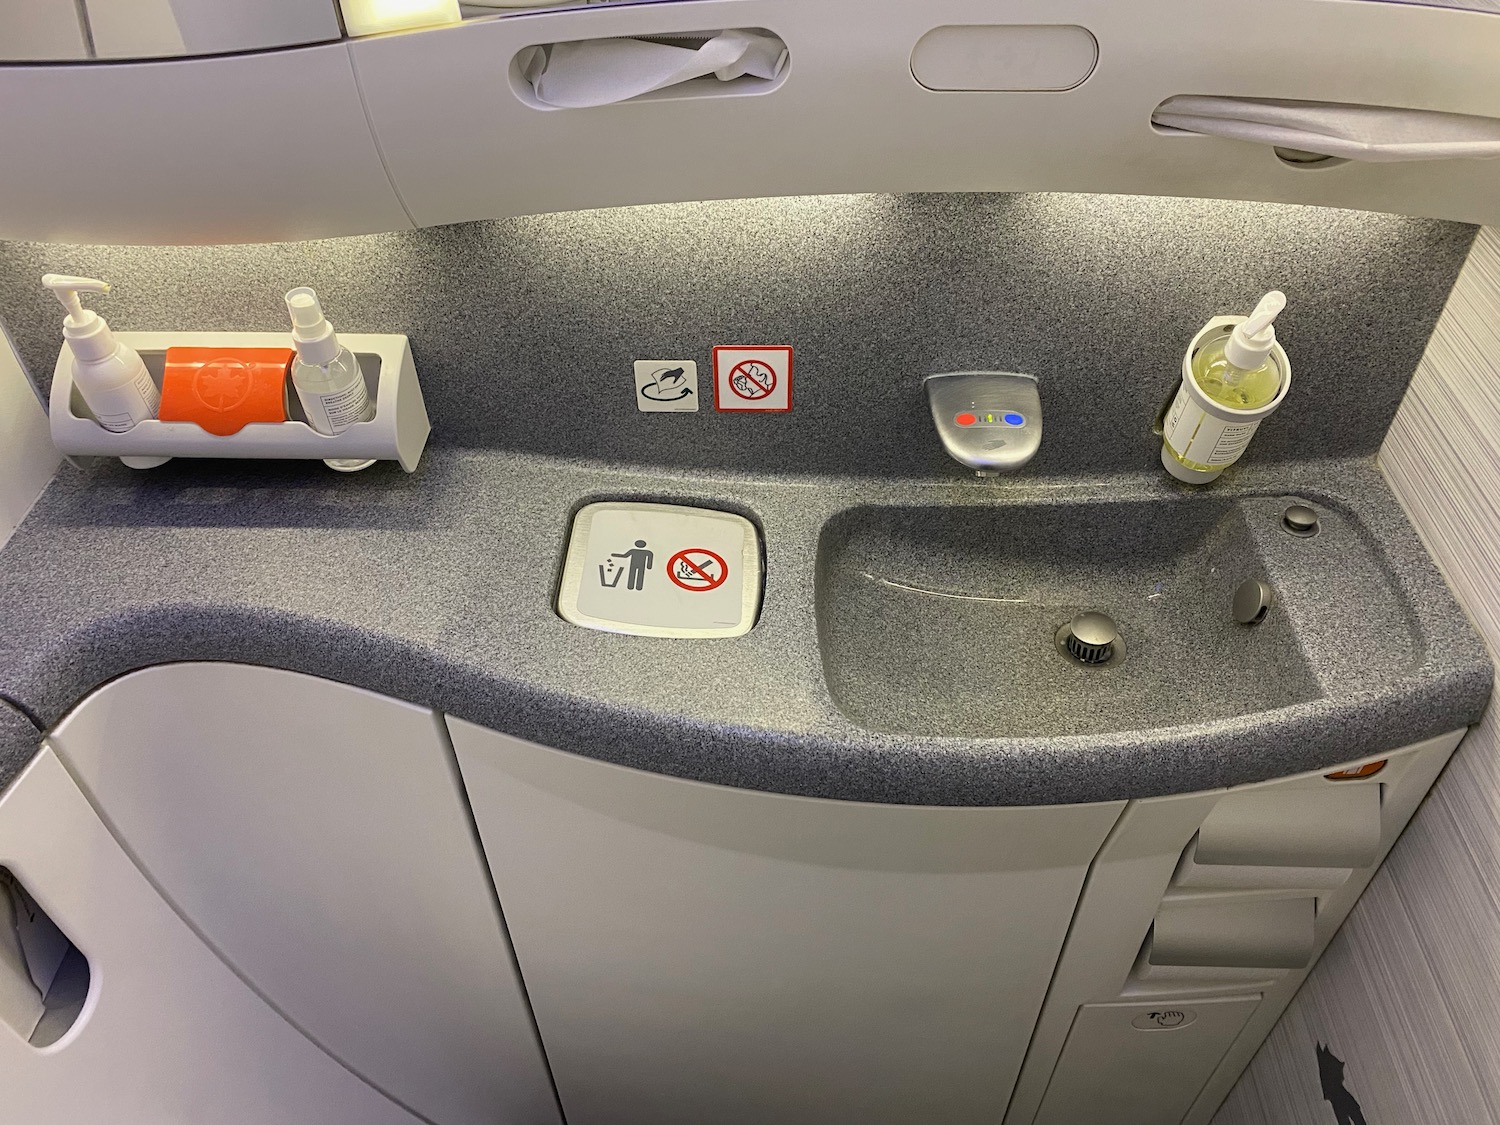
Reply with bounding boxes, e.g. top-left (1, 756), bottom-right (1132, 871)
top-left (1214, 227), bottom-right (1500, 1123)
